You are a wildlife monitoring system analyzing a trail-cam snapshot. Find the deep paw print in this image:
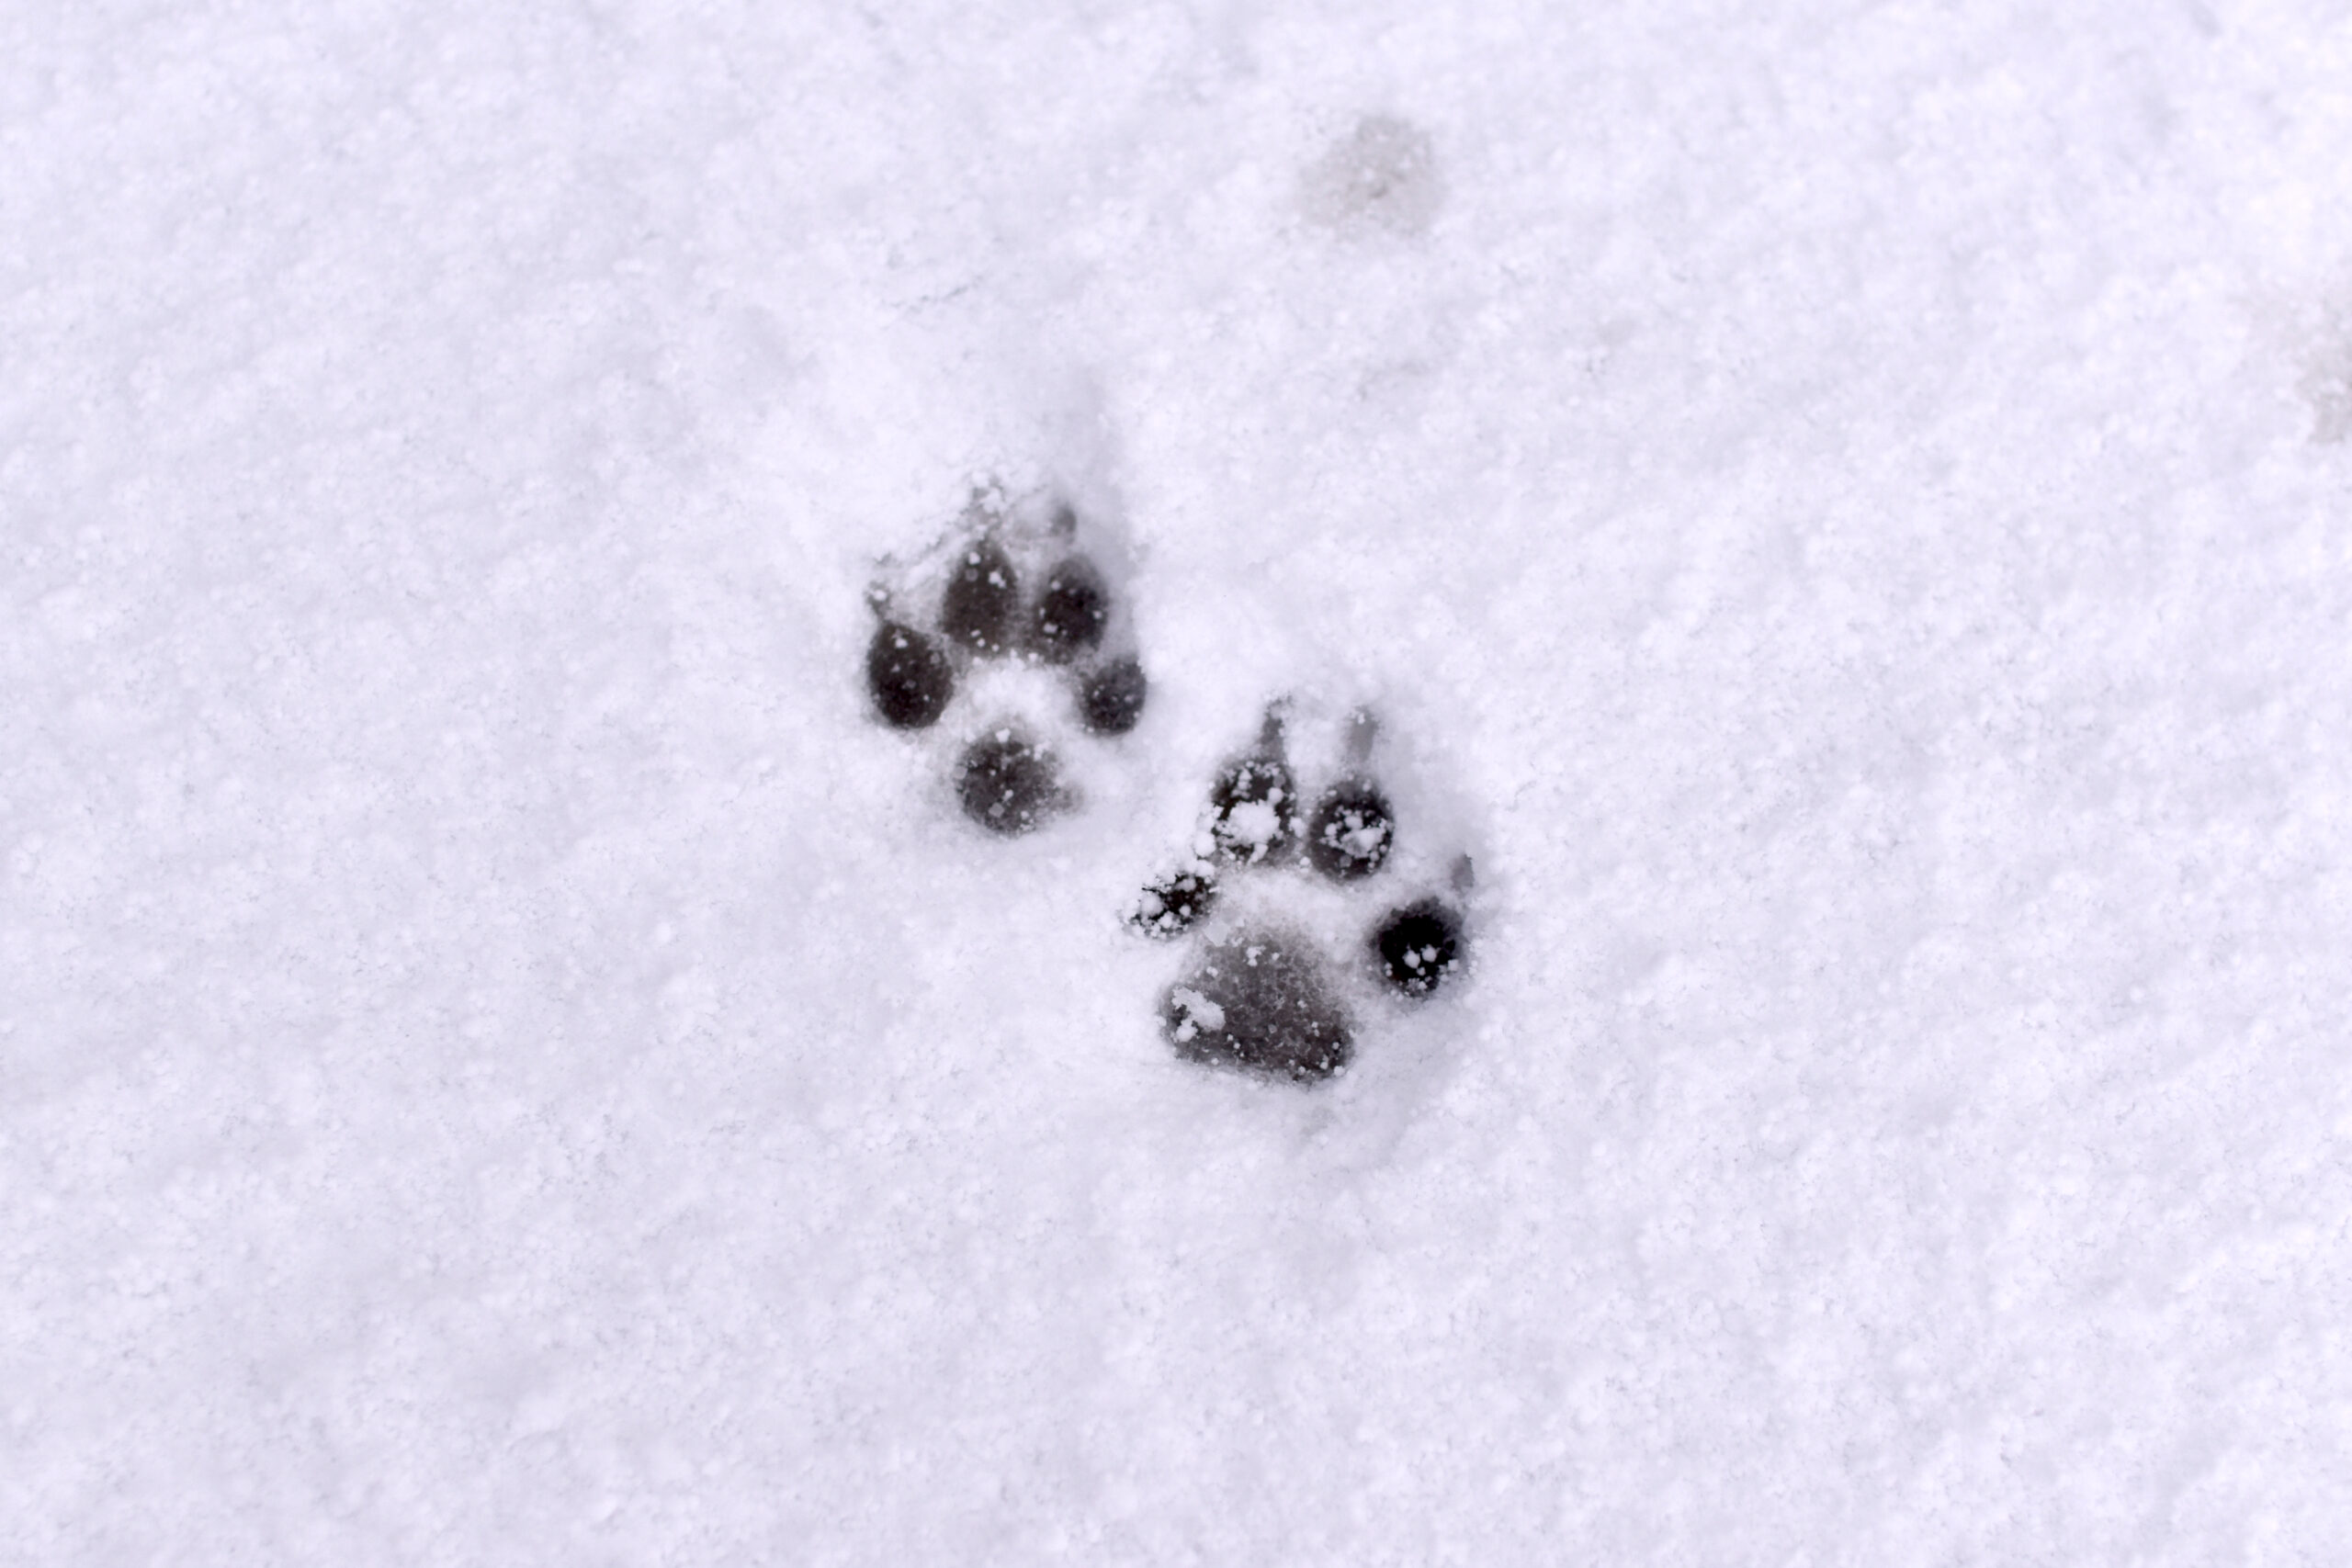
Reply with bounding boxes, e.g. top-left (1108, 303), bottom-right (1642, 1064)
top-left (1132, 703), bottom-right (1472, 1084)
top-left (864, 489), bottom-right (1147, 835)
